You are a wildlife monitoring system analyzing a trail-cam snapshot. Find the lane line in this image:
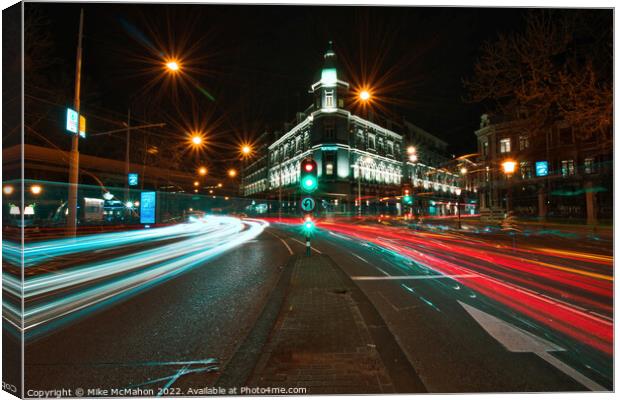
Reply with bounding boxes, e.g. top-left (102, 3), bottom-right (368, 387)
top-left (590, 311), bottom-right (614, 322)
top-left (352, 274), bottom-right (478, 281)
top-left (267, 231), bottom-right (293, 255)
top-left (351, 252), bottom-right (369, 264)
top-left (290, 238), bottom-right (323, 254)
